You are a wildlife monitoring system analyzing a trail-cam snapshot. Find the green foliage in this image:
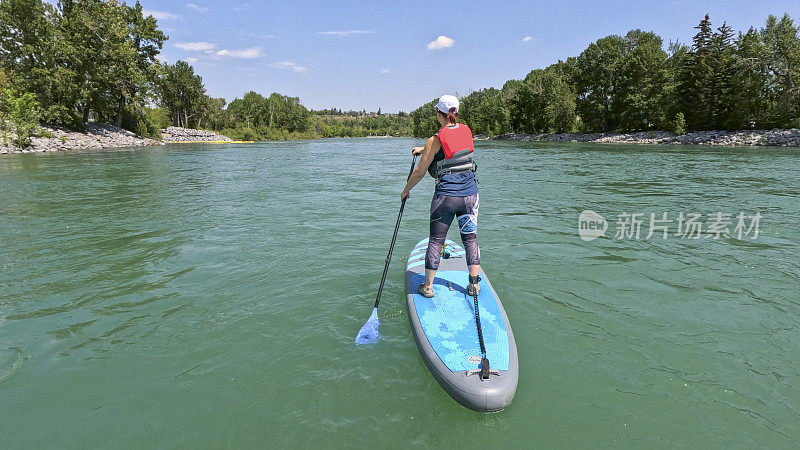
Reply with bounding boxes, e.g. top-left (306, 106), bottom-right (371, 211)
top-left (219, 91), bottom-right (312, 135)
top-left (38, 129), bottom-right (54, 138)
top-left (616, 30), bottom-right (670, 131)
top-left (708, 22), bottom-right (736, 129)
top-left (308, 114), bottom-right (411, 137)
top-left (409, 13), bottom-right (800, 135)
top-left (575, 35), bottom-right (626, 132)
top-left (4, 88), bottom-right (40, 148)
top-left (215, 110), bottom-right (412, 140)
top-left (0, 0), bottom-right (166, 127)
top-left (197, 96), bottom-right (226, 131)
top-left (4, 2), bottom-right (800, 141)
top-left (120, 104), bottom-right (161, 138)
top-left (220, 125), bottom-right (316, 141)
top-left (116, 1), bottom-right (166, 126)
top-left (673, 112), bottom-right (686, 135)
top-left (155, 60), bottom-right (206, 127)
top-left (677, 14), bottom-right (714, 130)
top-left (760, 14), bottom-right (800, 126)
top-left (460, 88), bottom-right (510, 136)
top-left (520, 61), bottom-right (577, 133)
top-left (410, 98), bottom-right (439, 137)
top-left (145, 107), bottom-right (171, 130)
